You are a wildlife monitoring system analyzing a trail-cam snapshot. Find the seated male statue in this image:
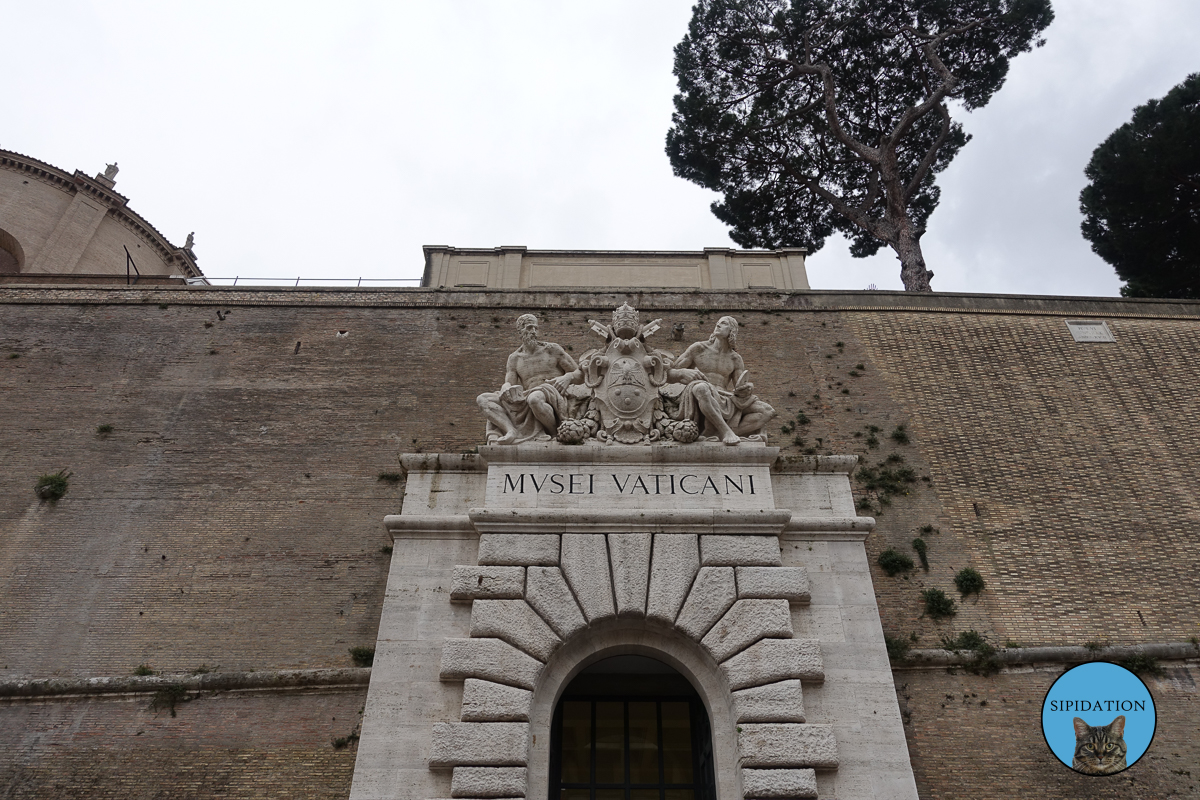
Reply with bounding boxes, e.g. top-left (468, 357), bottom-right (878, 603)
top-left (666, 316), bottom-right (776, 444)
top-left (477, 314), bottom-right (584, 444)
